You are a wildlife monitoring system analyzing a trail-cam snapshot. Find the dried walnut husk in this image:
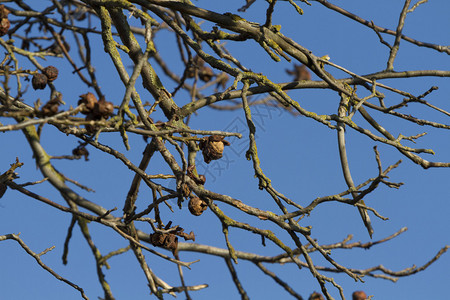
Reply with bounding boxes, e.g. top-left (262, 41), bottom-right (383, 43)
top-left (41, 94), bottom-right (63, 116)
top-left (286, 64), bottom-right (311, 81)
top-left (42, 66), bottom-right (59, 82)
top-left (150, 232), bottom-right (178, 252)
top-left (78, 92), bottom-right (98, 114)
top-left (0, 5), bottom-right (10, 36)
top-left (32, 73), bottom-right (48, 90)
top-left (199, 135), bottom-right (230, 164)
top-left (94, 96), bottom-right (114, 119)
top-left (352, 291), bottom-right (367, 300)
top-left (308, 292), bottom-right (324, 300)
top-left (188, 197), bottom-right (208, 216)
